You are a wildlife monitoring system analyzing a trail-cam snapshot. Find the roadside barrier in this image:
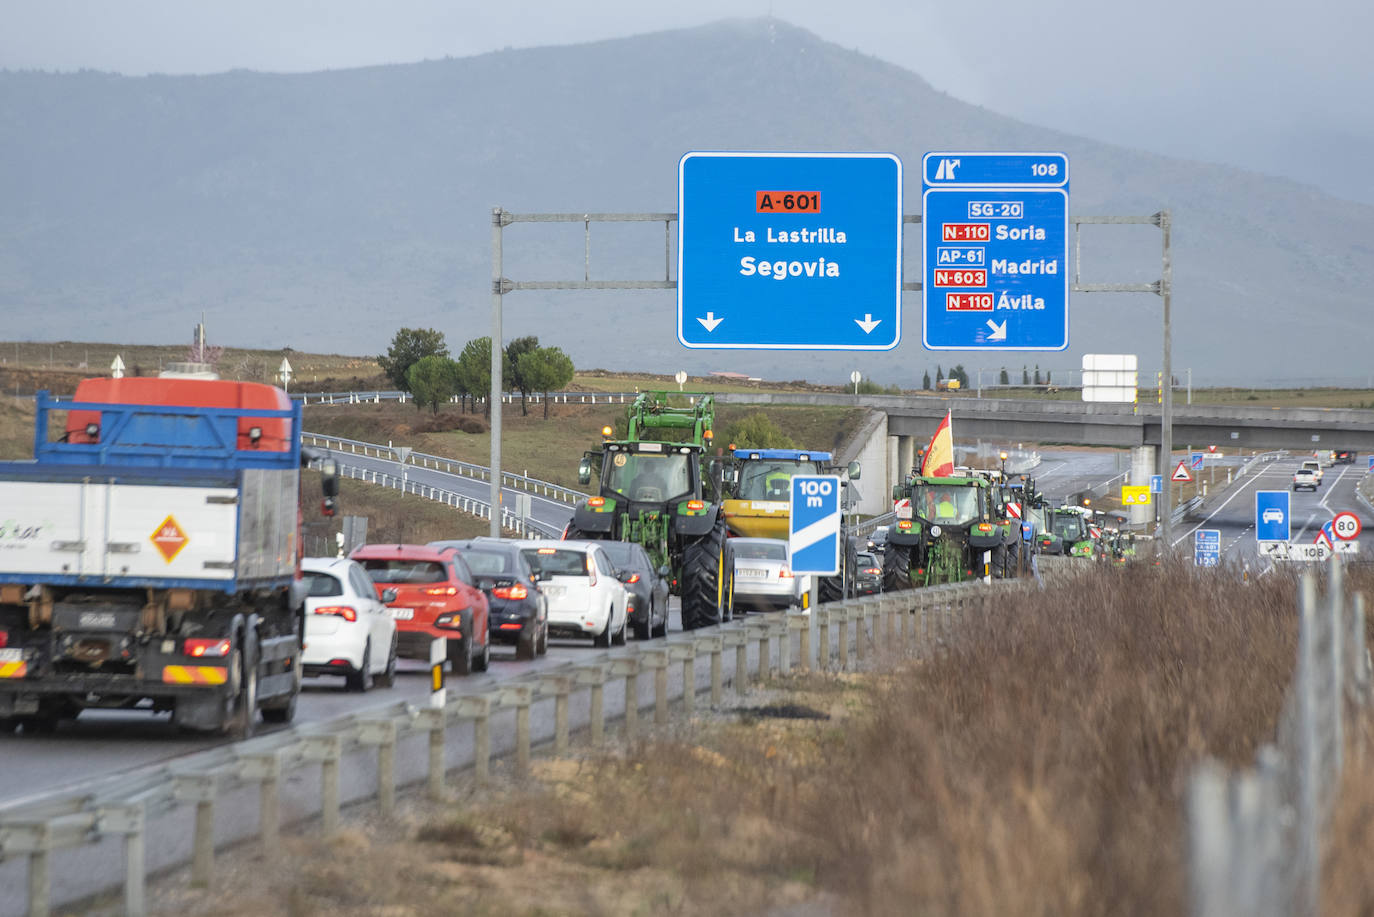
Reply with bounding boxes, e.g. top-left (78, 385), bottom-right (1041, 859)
top-left (0, 561), bottom-right (1085, 917)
